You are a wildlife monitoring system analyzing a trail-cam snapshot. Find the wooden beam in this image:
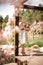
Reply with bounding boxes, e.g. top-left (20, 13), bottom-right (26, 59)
top-left (23, 5), bottom-right (43, 11)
